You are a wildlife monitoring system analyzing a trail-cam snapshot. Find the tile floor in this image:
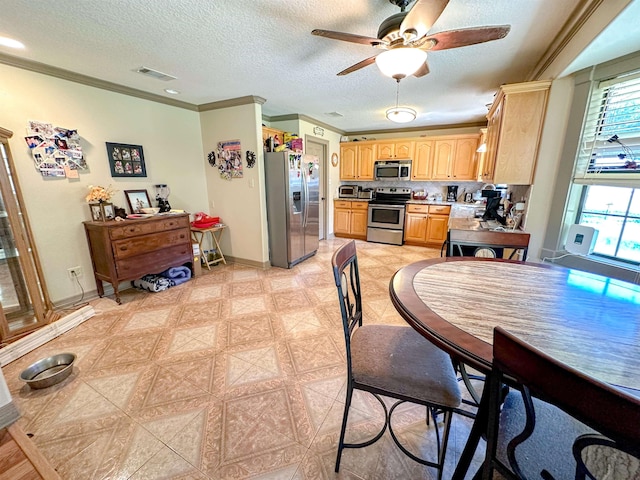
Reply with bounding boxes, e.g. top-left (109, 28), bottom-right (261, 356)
top-left (1, 238), bottom-right (484, 479)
